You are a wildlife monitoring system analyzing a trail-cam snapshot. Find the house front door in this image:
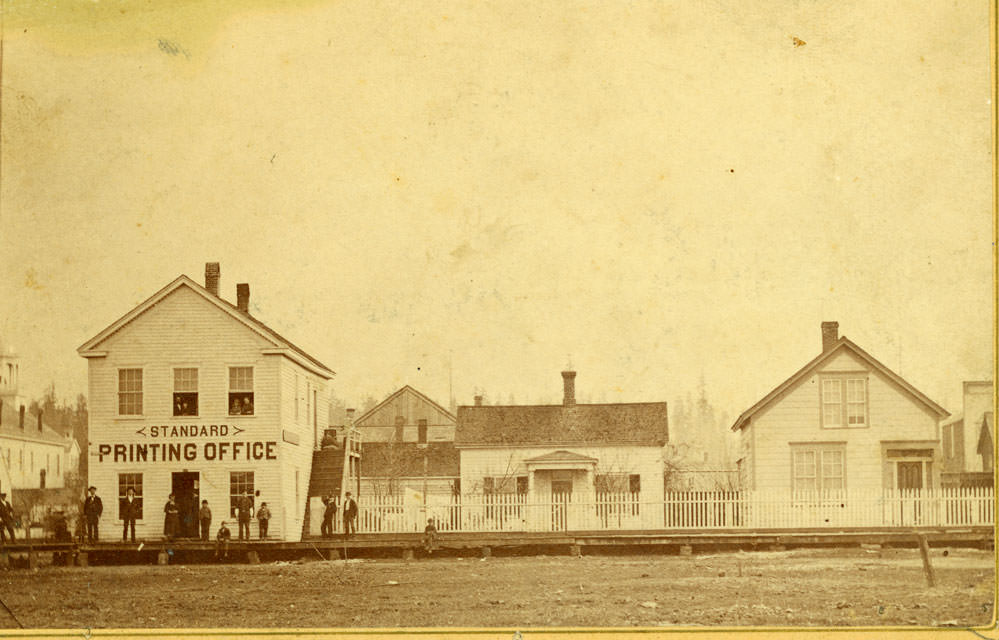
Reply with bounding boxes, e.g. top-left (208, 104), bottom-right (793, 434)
top-left (897, 461), bottom-right (923, 490)
top-left (550, 472), bottom-right (573, 531)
